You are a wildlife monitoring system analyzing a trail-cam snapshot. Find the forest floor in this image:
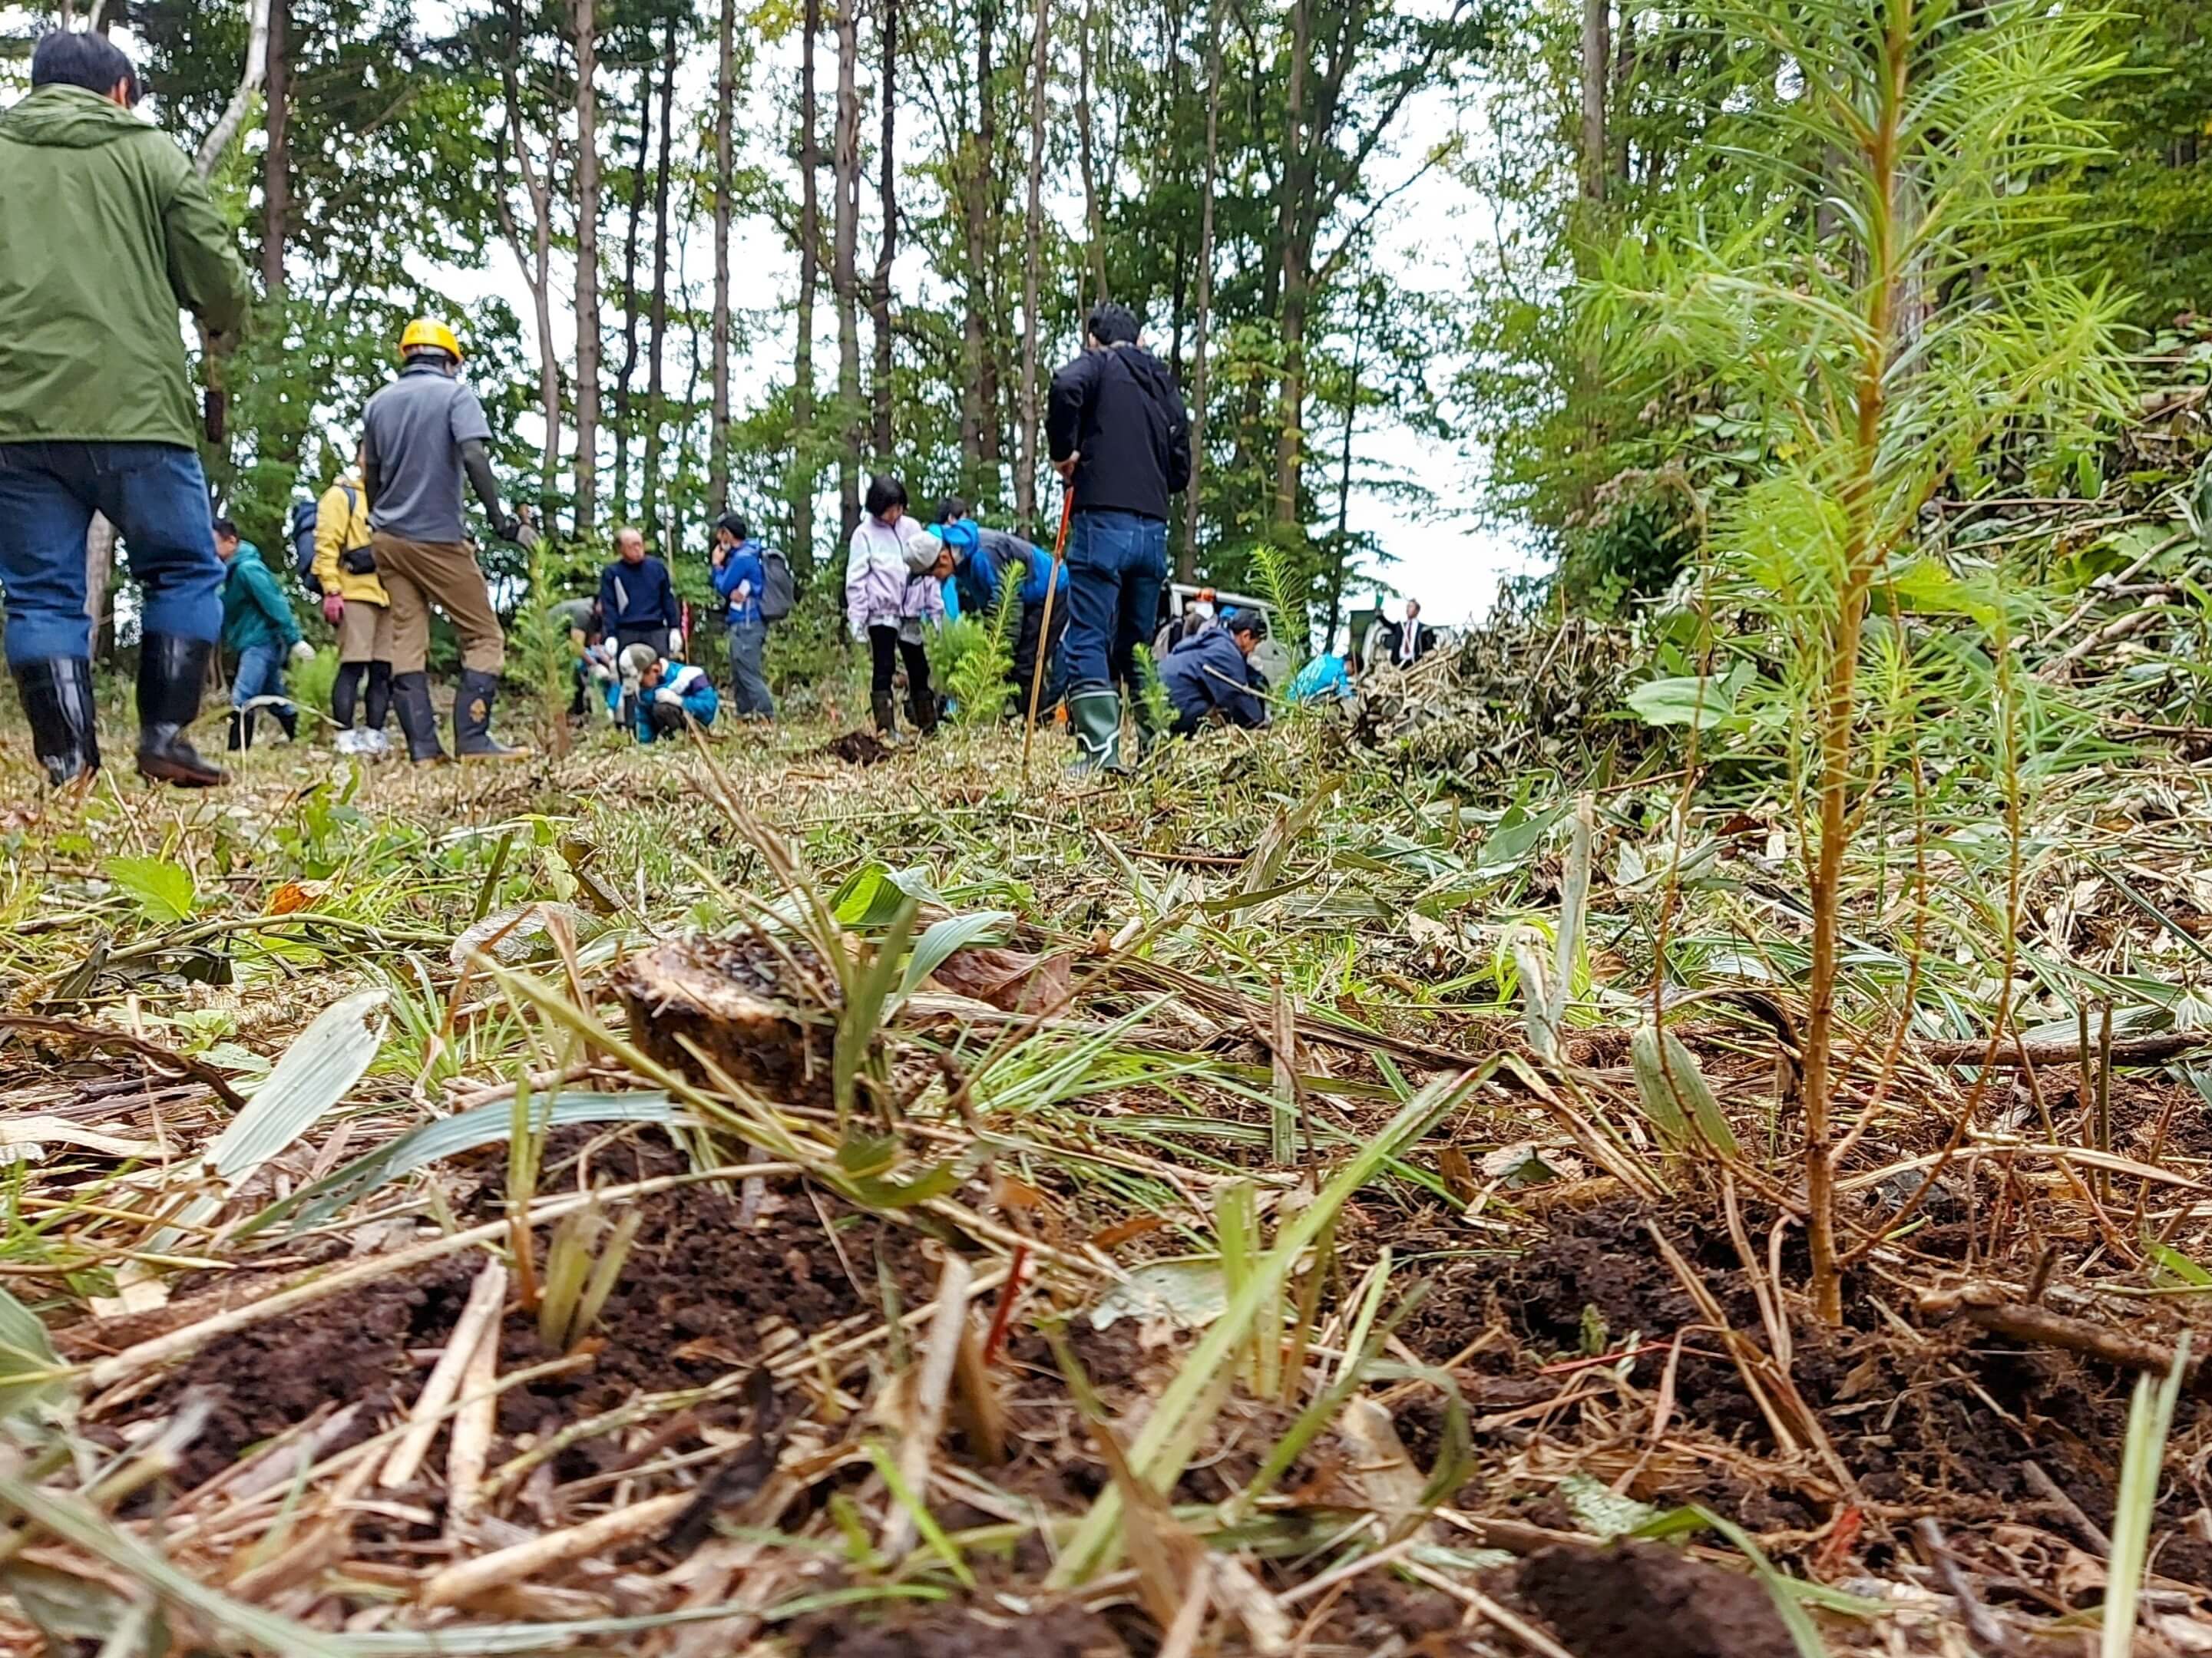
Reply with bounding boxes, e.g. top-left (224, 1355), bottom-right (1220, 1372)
top-left (4, 662), bottom-right (2212, 1656)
